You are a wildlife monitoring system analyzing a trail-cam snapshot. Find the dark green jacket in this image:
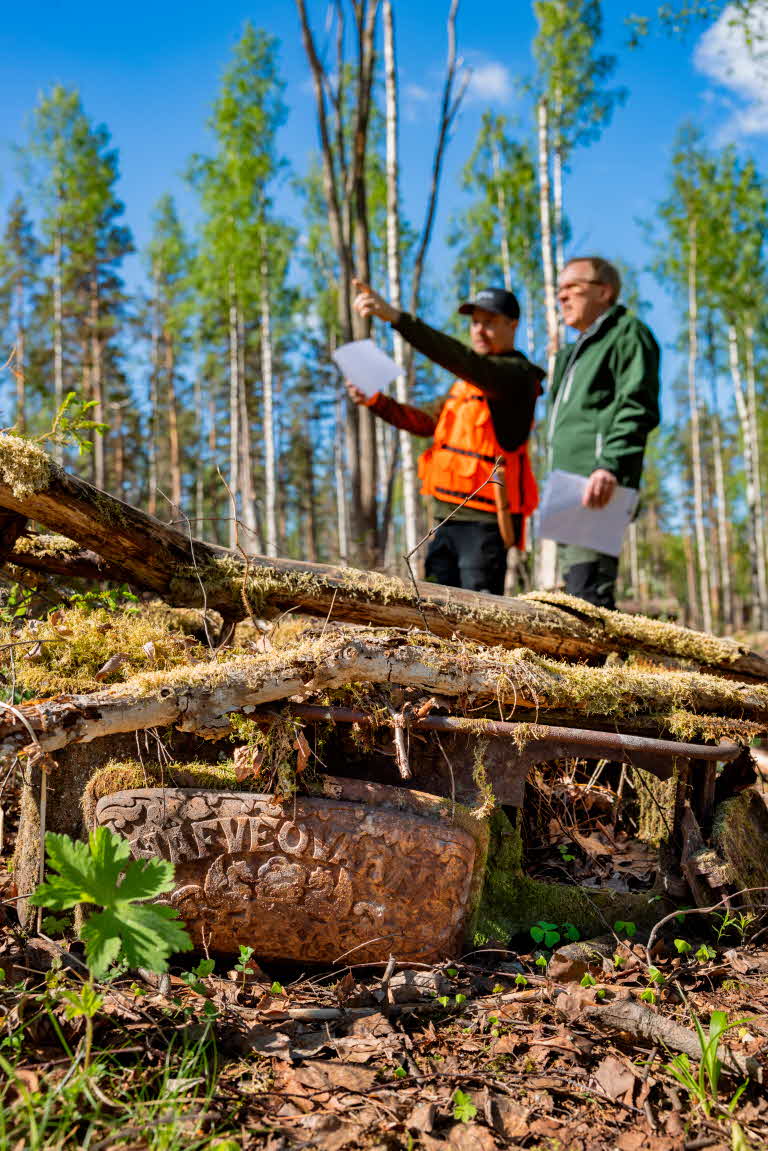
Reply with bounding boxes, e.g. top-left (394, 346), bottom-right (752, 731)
top-left (548, 305), bottom-right (660, 489)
